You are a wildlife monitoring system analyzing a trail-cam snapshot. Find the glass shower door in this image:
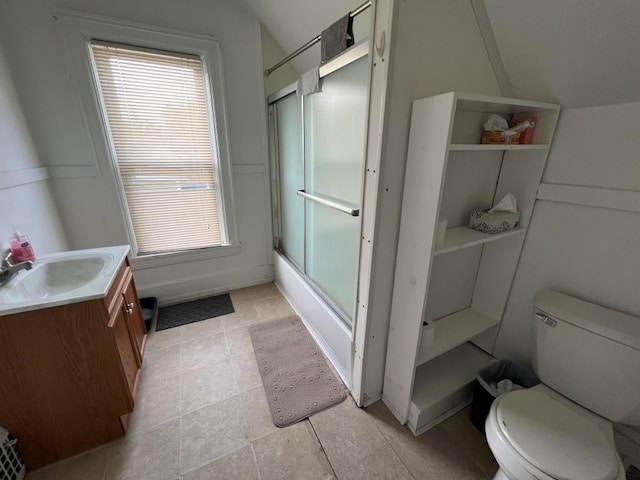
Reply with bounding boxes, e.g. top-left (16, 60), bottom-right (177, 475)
top-left (275, 94), bottom-right (304, 270)
top-left (272, 54), bottom-right (369, 323)
top-left (303, 56), bottom-right (369, 319)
